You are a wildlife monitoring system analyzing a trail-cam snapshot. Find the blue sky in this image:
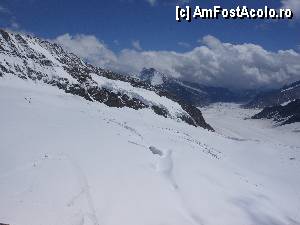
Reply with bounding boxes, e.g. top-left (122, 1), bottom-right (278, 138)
top-left (0, 0), bottom-right (299, 52)
top-left (0, 0), bottom-right (300, 89)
